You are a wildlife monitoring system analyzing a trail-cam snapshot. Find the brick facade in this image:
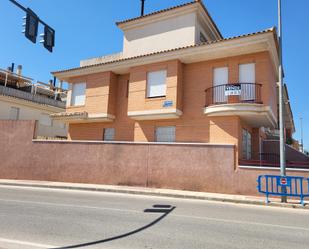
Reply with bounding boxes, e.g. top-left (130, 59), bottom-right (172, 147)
top-left (66, 52), bottom-right (277, 160)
